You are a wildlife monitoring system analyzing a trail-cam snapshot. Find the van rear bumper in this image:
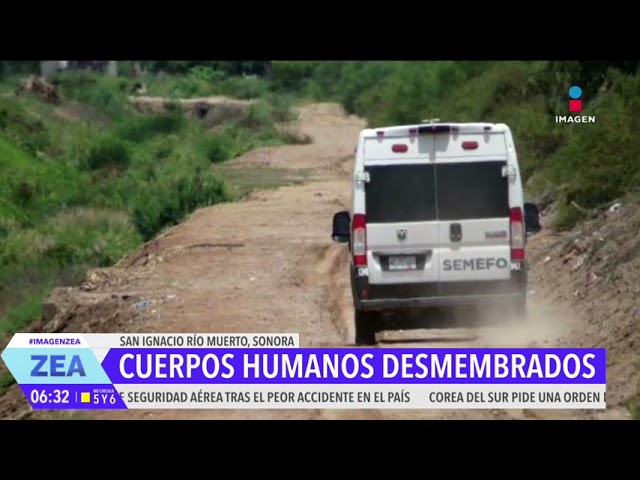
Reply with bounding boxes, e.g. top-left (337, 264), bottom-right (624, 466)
top-left (351, 266), bottom-right (527, 312)
top-left (358, 293), bottom-right (524, 311)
